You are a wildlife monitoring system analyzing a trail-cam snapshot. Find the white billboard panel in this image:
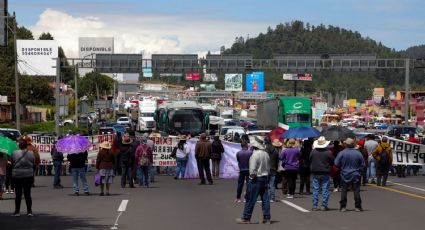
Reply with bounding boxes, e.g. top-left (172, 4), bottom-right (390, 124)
top-left (78, 37), bottom-right (114, 58)
top-left (224, 73), bottom-right (243, 91)
top-left (17, 40), bottom-right (58, 76)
